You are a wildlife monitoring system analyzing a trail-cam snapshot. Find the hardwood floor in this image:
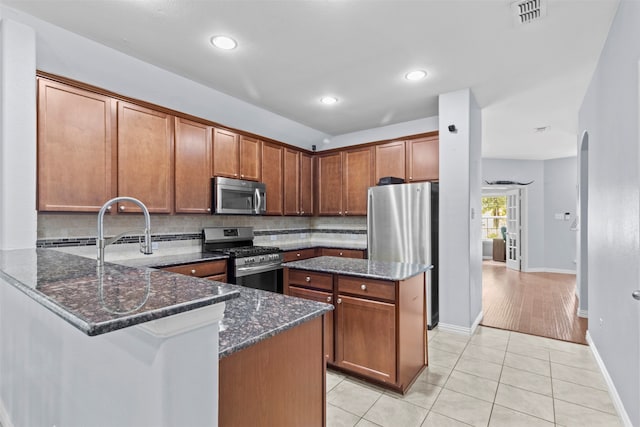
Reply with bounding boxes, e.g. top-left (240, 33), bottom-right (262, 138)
top-left (481, 261), bottom-right (588, 344)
